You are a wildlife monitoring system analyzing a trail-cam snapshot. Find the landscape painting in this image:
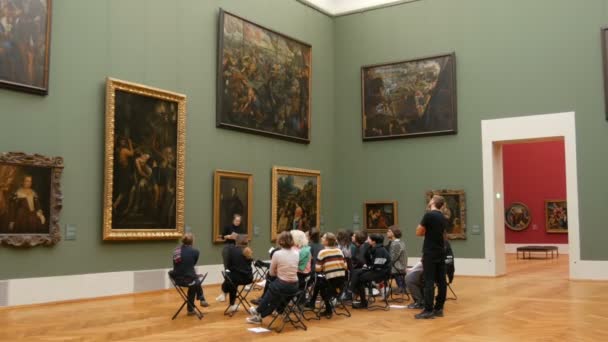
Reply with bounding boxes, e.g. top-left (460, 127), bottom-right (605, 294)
top-left (271, 166), bottom-right (320, 241)
top-left (217, 10), bottom-right (312, 143)
top-left (103, 78), bottom-right (186, 241)
top-left (362, 53), bottom-right (457, 141)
